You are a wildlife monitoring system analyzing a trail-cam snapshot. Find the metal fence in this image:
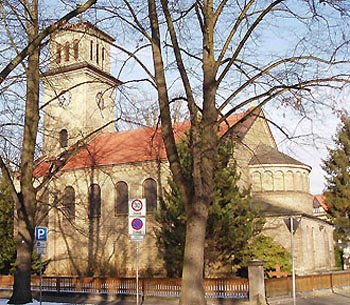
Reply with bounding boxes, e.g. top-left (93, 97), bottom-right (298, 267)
top-left (0, 276), bottom-right (249, 299)
top-left (1, 271), bottom-right (350, 299)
